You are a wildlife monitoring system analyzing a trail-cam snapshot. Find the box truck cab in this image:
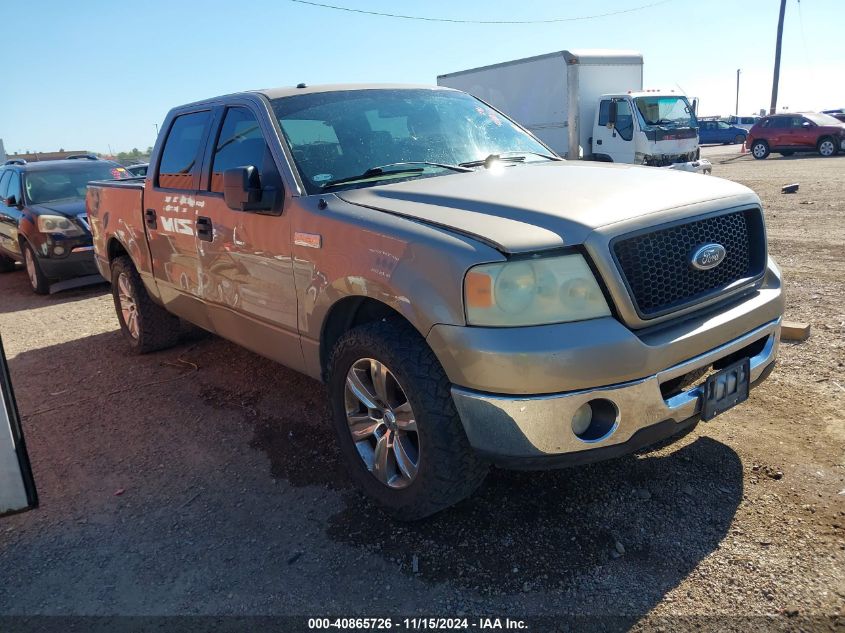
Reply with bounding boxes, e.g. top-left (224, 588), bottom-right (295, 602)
top-left (438, 50), bottom-right (709, 173)
top-left (592, 90), bottom-right (700, 166)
